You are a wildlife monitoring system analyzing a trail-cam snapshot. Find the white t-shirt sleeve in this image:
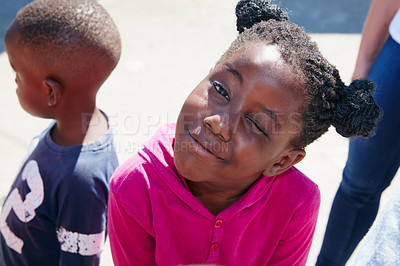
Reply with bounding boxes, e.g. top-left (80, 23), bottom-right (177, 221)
top-left (389, 9), bottom-right (400, 44)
